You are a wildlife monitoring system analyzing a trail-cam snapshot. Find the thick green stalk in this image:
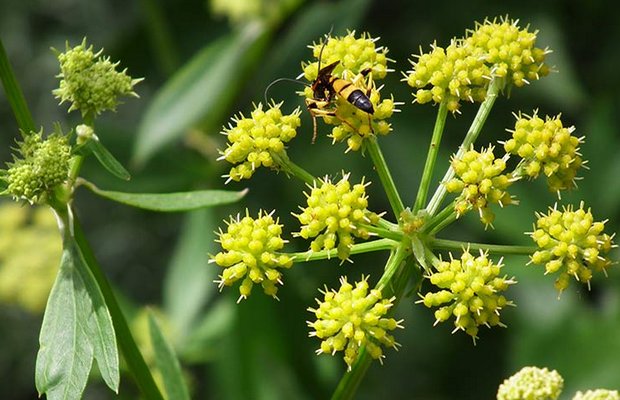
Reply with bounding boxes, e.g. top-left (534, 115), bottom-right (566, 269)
top-left (73, 214), bottom-right (164, 400)
top-left (331, 240), bottom-right (413, 400)
top-left (271, 151), bottom-right (316, 185)
top-left (431, 237), bottom-right (537, 256)
top-left (0, 39), bottom-right (35, 132)
top-left (413, 100), bottom-right (448, 212)
top-left (365, 136), bottom-right (404, 217)
top-left (426, 78), bottom-right (503, 215)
